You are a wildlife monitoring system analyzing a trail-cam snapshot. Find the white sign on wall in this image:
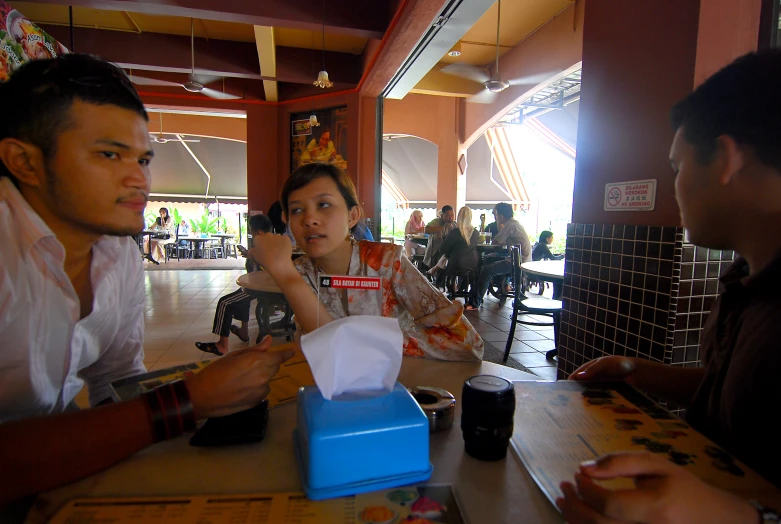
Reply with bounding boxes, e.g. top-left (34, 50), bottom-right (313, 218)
top-left (604, 179), bottom-right (657, 211)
